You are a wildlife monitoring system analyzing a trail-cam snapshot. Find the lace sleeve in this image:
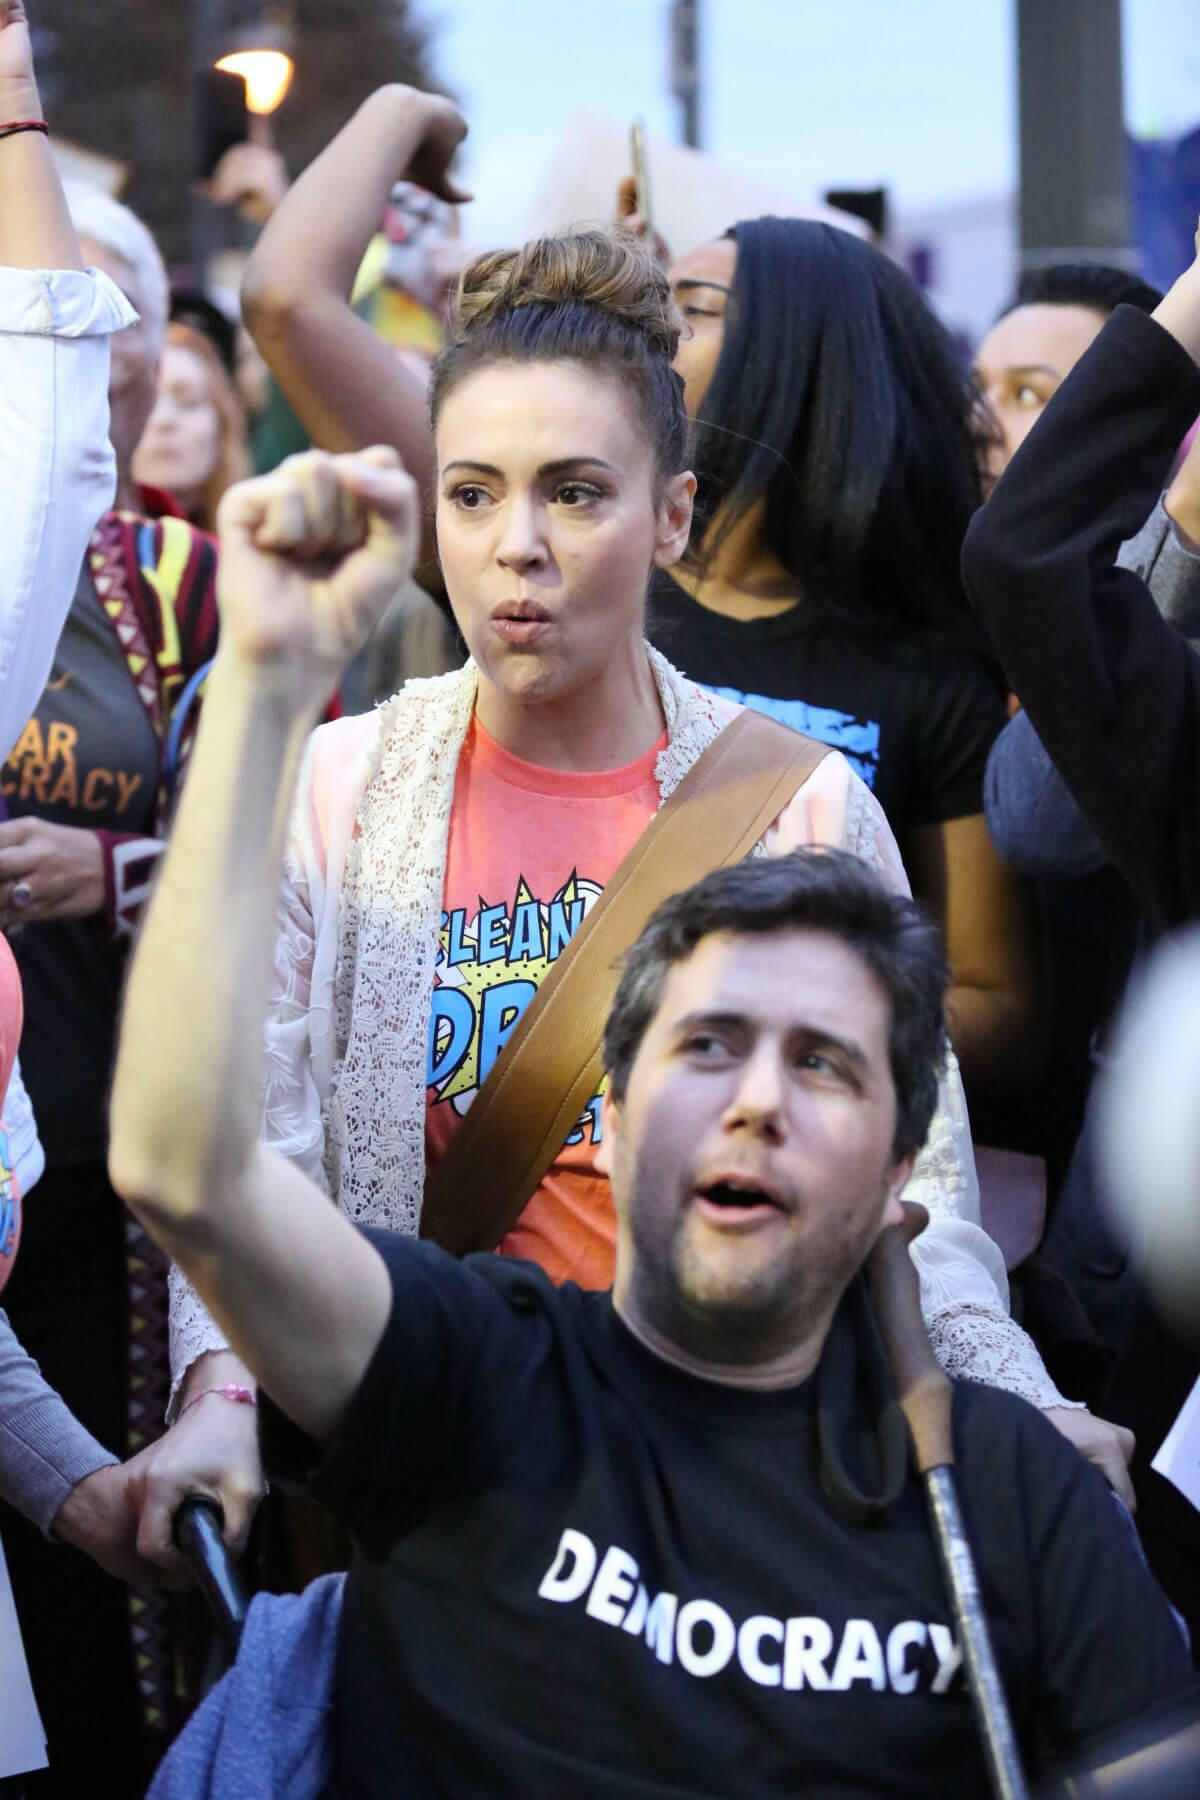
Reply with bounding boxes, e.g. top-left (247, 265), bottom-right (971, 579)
top-left (766, 756), bottom-right (1077, 1411)
top-left (260, 842), bottom-right (332, 1191)
top-left (166, 834), bottom-right (331, 1414)
top-left (166, 1265), bottom-right (229, 1416)
top-left (907, 1051), bottom-right (1076, 1410)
